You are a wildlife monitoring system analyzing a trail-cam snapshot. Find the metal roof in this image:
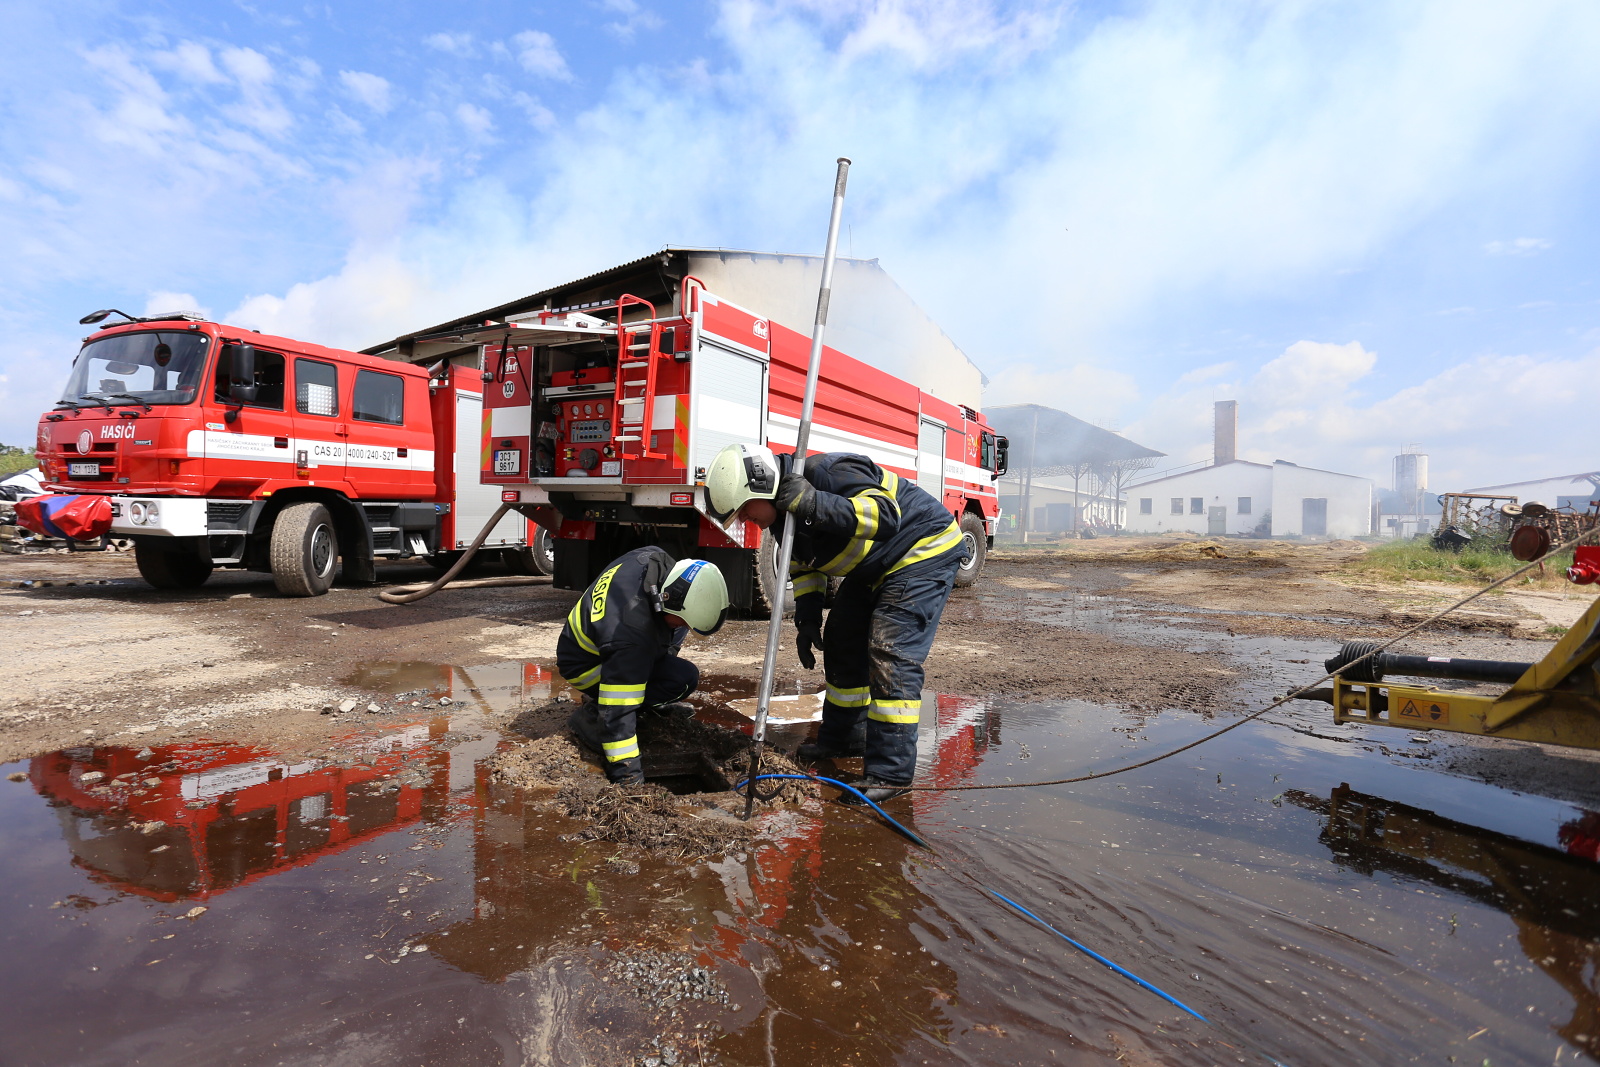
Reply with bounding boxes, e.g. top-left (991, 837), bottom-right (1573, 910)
top-left (360, 246), bottom-right (882, 358)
